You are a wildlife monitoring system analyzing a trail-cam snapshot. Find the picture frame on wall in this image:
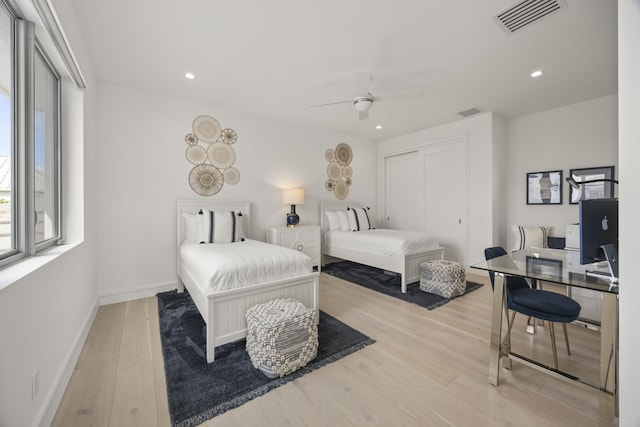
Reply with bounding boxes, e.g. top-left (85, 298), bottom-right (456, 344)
top-left (568, 165), bottom-right (615, 204)
top-left (526, 170), bottom-right (563, 205)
